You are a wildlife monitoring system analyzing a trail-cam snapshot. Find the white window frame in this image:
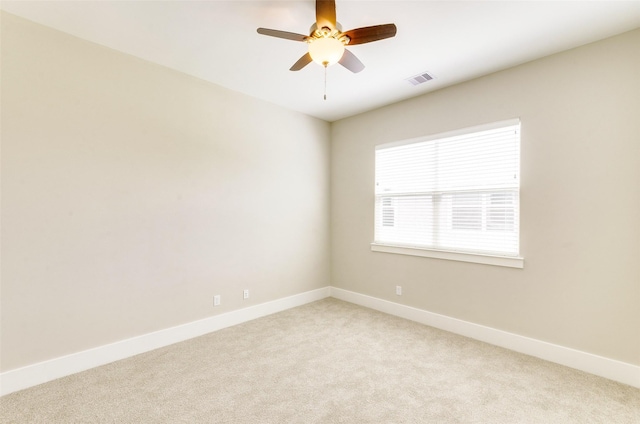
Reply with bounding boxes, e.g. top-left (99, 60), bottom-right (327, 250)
top-left (372, 119), bottom-right (524, 269)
